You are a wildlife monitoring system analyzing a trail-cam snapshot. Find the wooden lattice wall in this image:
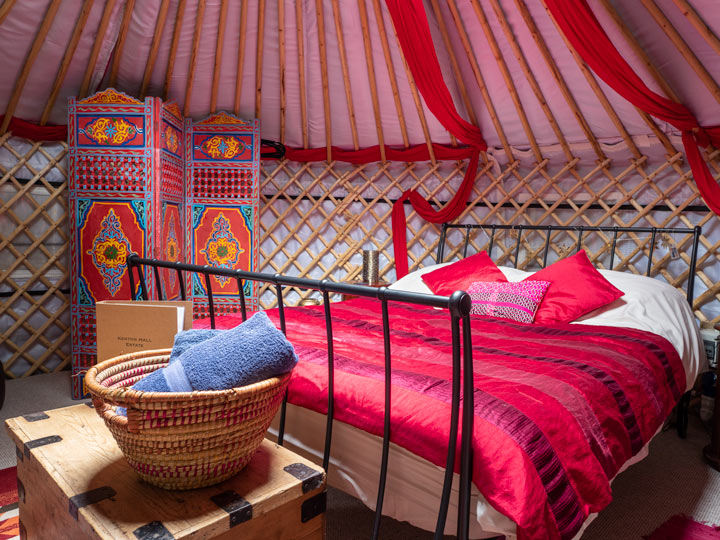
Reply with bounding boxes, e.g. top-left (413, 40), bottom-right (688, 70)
top-left (2, 135), bottom-right (720, 377)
